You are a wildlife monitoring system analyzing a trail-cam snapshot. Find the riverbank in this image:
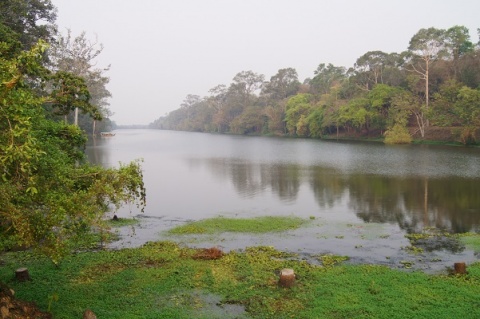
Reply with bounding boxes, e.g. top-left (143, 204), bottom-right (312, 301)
top-left (319, 126), bottom-right (479, 146)
top-left (1, 217), bottom-right (479, 318)
top-left (1, 241), bottom-right (479, 319)
top-left (109, 215), bottom-right (480, 274)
